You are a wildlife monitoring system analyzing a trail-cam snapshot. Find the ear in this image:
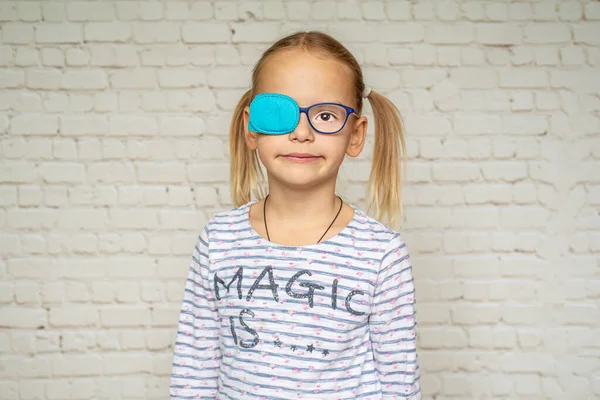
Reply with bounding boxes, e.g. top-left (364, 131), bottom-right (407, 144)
top-left (346, 116), bottom-right (367, 157)
top-left (243, 105), bottom-right (258, 150)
